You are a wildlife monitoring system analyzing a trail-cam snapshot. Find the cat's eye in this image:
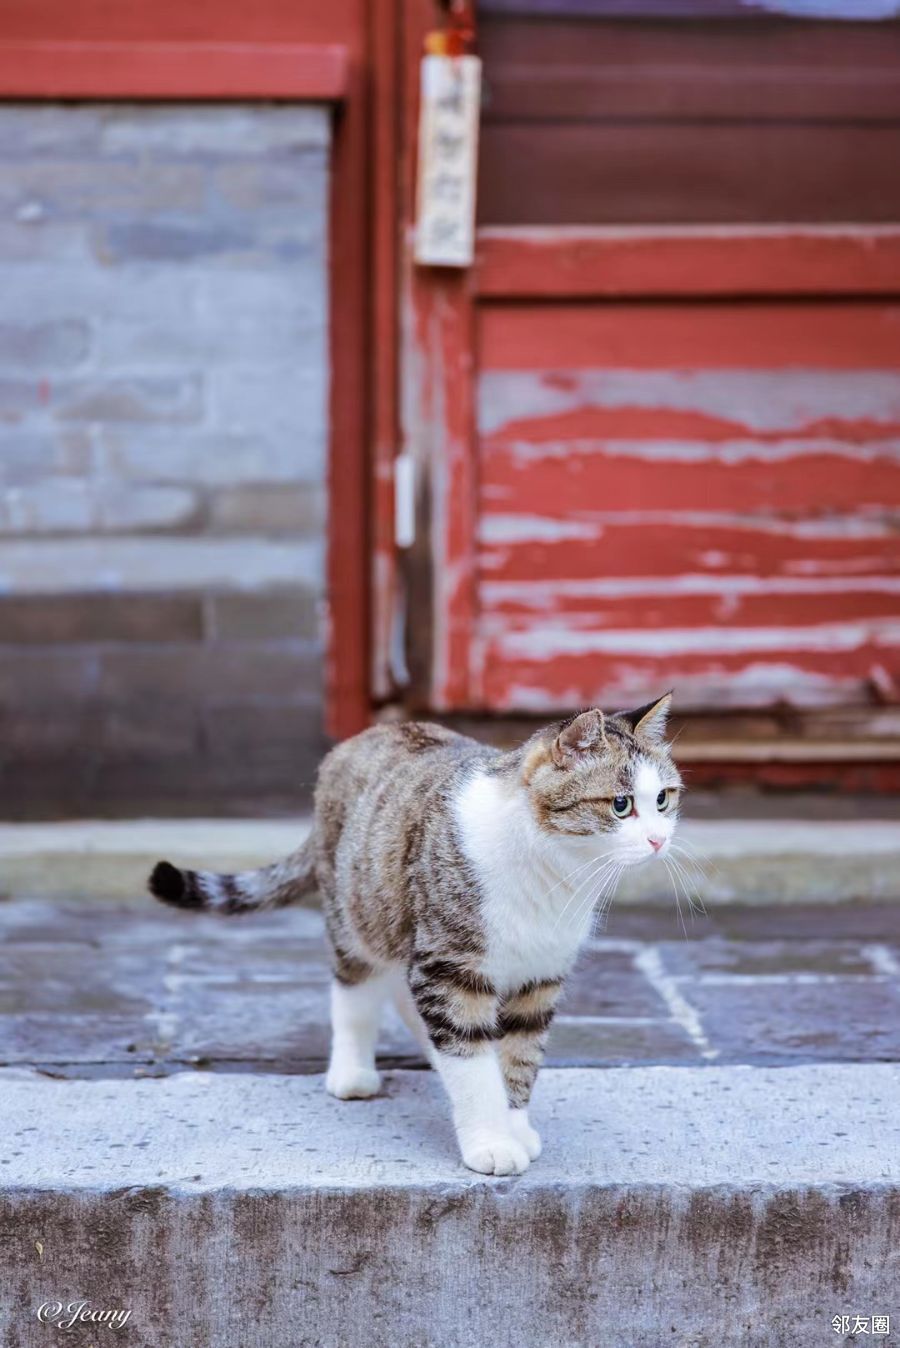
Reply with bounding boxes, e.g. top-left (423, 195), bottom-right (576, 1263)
top-left (657, 788), bottom-right (677, 812)
top-left (611, 795), bottom-right (633, 819)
